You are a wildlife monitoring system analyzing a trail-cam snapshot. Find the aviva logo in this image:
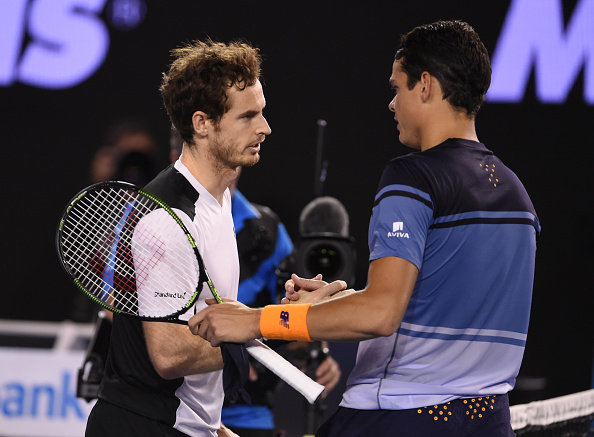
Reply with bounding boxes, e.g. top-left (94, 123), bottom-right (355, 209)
top-left (388, 221), bottom-right (409, 238)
